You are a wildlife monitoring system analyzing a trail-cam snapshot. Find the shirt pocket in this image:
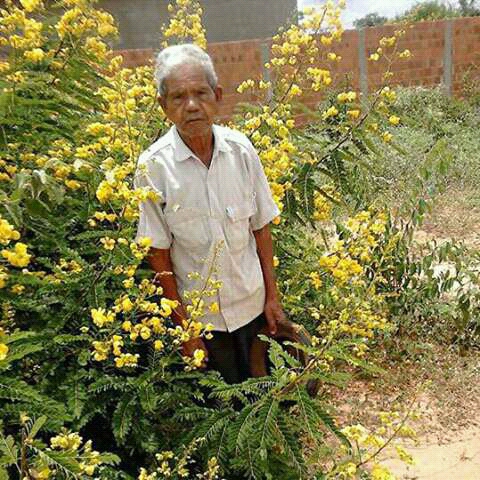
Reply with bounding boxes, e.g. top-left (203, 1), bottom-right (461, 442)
top-left (165, 207), bottom-right (210, 252)
top-left (225, 195), bottom-right (258, 252)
